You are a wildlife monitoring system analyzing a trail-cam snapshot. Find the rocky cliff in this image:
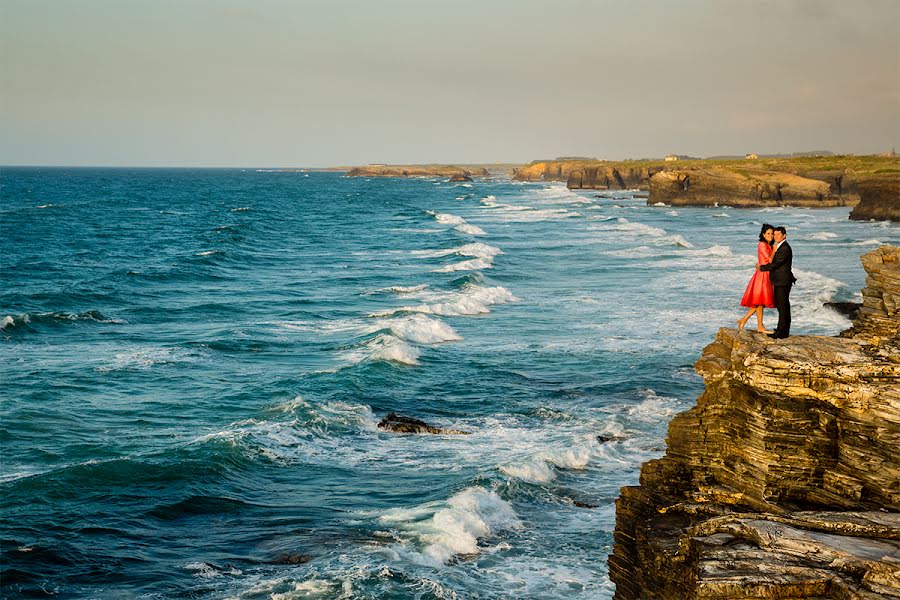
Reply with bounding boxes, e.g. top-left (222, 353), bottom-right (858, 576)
top-left (850, 174), bottom-right (900, 222)
top-left (610, 245), bottom-right (900, 599)
top-left (649, 168), bottom-right (858, 208)
top-left (514, 157), bottom-right (899, 208)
